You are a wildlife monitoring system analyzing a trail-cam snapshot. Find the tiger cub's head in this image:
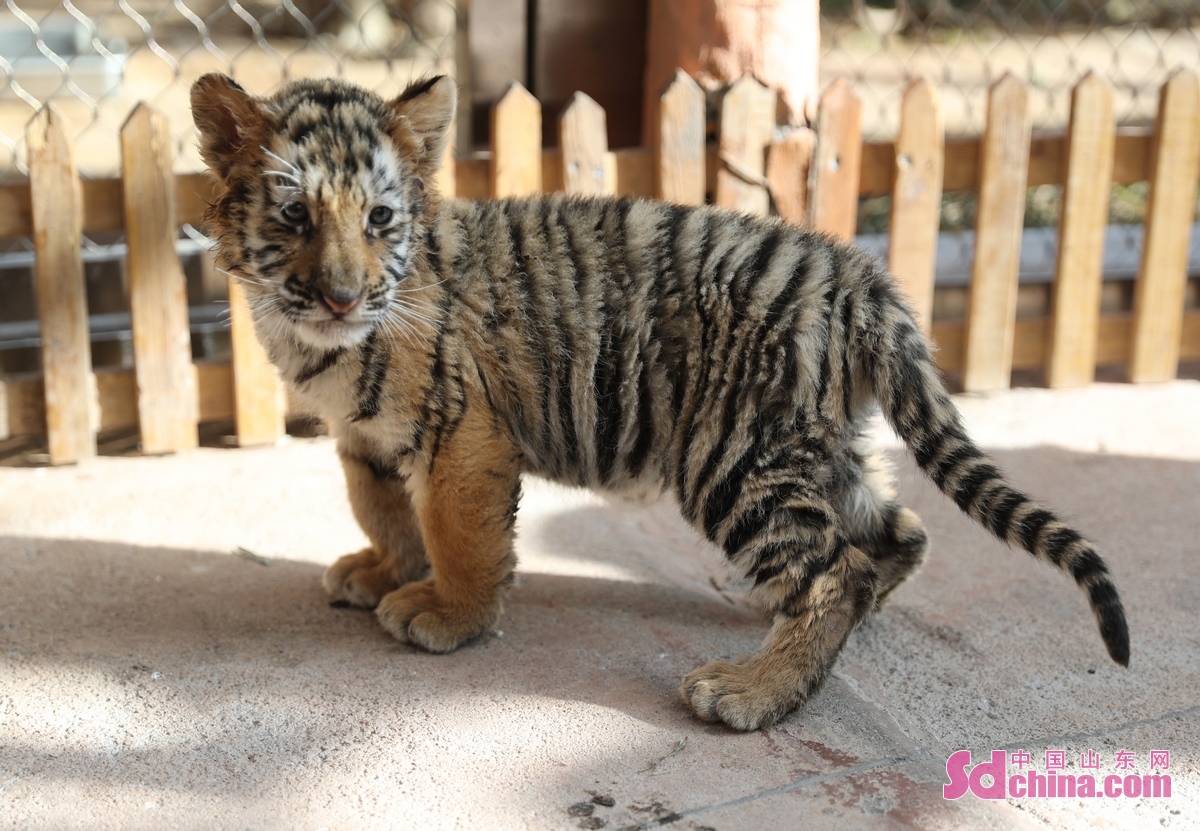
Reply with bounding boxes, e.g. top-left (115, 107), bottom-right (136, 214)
top-left (191, 74), bottom-right (455, 350)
